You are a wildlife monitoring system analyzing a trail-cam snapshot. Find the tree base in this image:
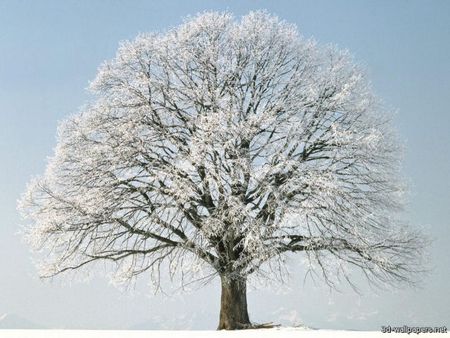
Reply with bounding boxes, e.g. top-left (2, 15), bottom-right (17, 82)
top-left (249, 322), bottom-right (281, 329)
top-left (217, 322), bottom-right (280, 330)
